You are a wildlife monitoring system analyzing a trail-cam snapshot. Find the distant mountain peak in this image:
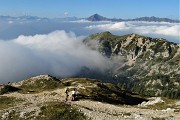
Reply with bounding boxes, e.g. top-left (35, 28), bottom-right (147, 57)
top-left (93, 13), bottom-right (101, 16)
top-left (87, 14), bottom-right (108, 21)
